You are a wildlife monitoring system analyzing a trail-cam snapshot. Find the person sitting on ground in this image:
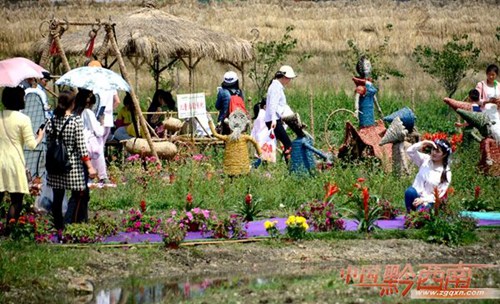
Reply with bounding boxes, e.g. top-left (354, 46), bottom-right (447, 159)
top-left (114, 93), bottom-right (140, 141)
top-left (404, 139), bottom-right (452, 213)
top-left (0, 87), bottom-right (45, 227)
top-left (215, 71), bottom-right (245, 135)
